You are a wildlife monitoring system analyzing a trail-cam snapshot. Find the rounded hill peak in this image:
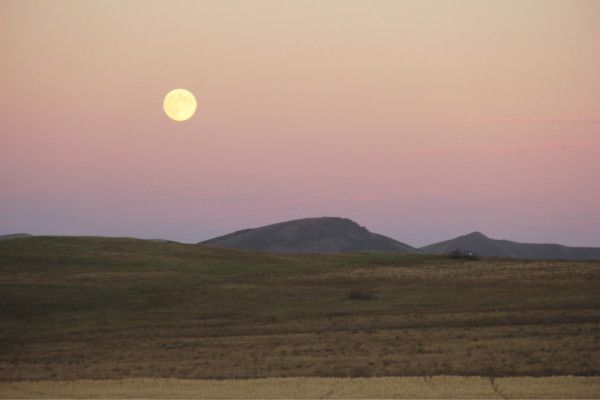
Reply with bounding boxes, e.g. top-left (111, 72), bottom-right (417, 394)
top-left (200, 217), bottom-right (414, 254)
top-left (463, 231), bottom-right (488, 239)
